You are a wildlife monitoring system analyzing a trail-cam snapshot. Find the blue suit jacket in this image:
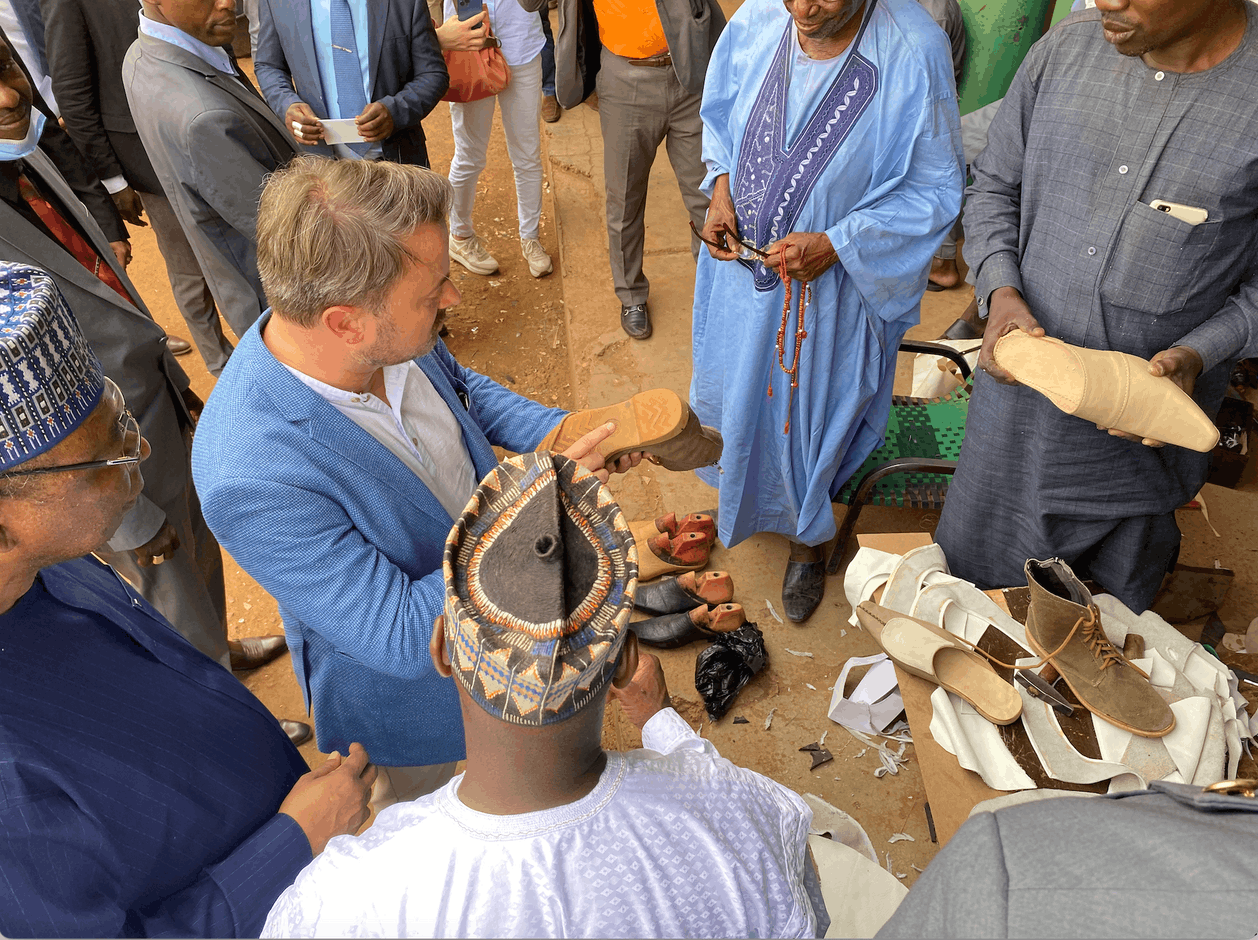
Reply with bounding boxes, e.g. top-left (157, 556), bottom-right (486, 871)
top-left (0, 557), bottom-right (310, 938)
top-left (191, 315), bottom-right (566, 767)
top-left (253, 0), bottom-right (448, 167)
